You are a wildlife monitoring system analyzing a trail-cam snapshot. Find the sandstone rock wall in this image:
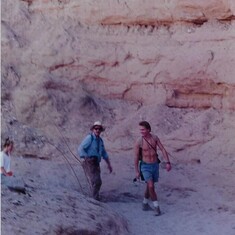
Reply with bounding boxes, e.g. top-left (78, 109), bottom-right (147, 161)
top-left (1, 0), bottom-right (235, 156)
top-left (2, 0), bottom-right (235, 113)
